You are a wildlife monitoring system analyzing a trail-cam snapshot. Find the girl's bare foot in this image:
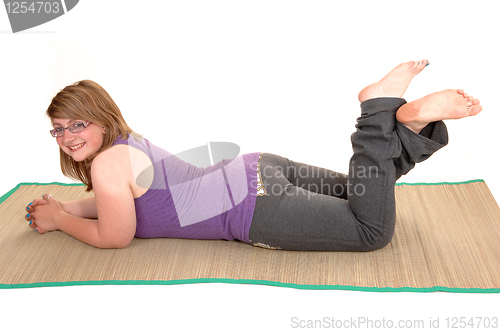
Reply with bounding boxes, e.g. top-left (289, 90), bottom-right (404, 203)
top-left (396, 89), bottom-right (482, 133)
top-left (358, 60), bottom-right (429, 103)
